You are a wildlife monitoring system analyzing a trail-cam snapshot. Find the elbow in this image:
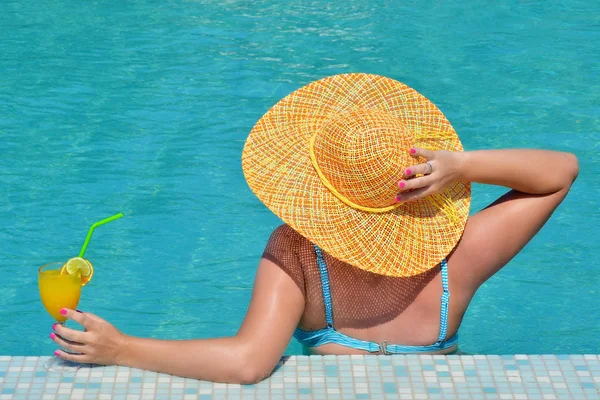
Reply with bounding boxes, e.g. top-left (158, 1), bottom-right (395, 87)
top-left (562, 152), bottom-right (579, 187)
top-left (233, 357), bottom-right (272, 385)
top-left (228, 344), bottom-right (275, 385)
top-left (236, 370), bottom-right (268, 385)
